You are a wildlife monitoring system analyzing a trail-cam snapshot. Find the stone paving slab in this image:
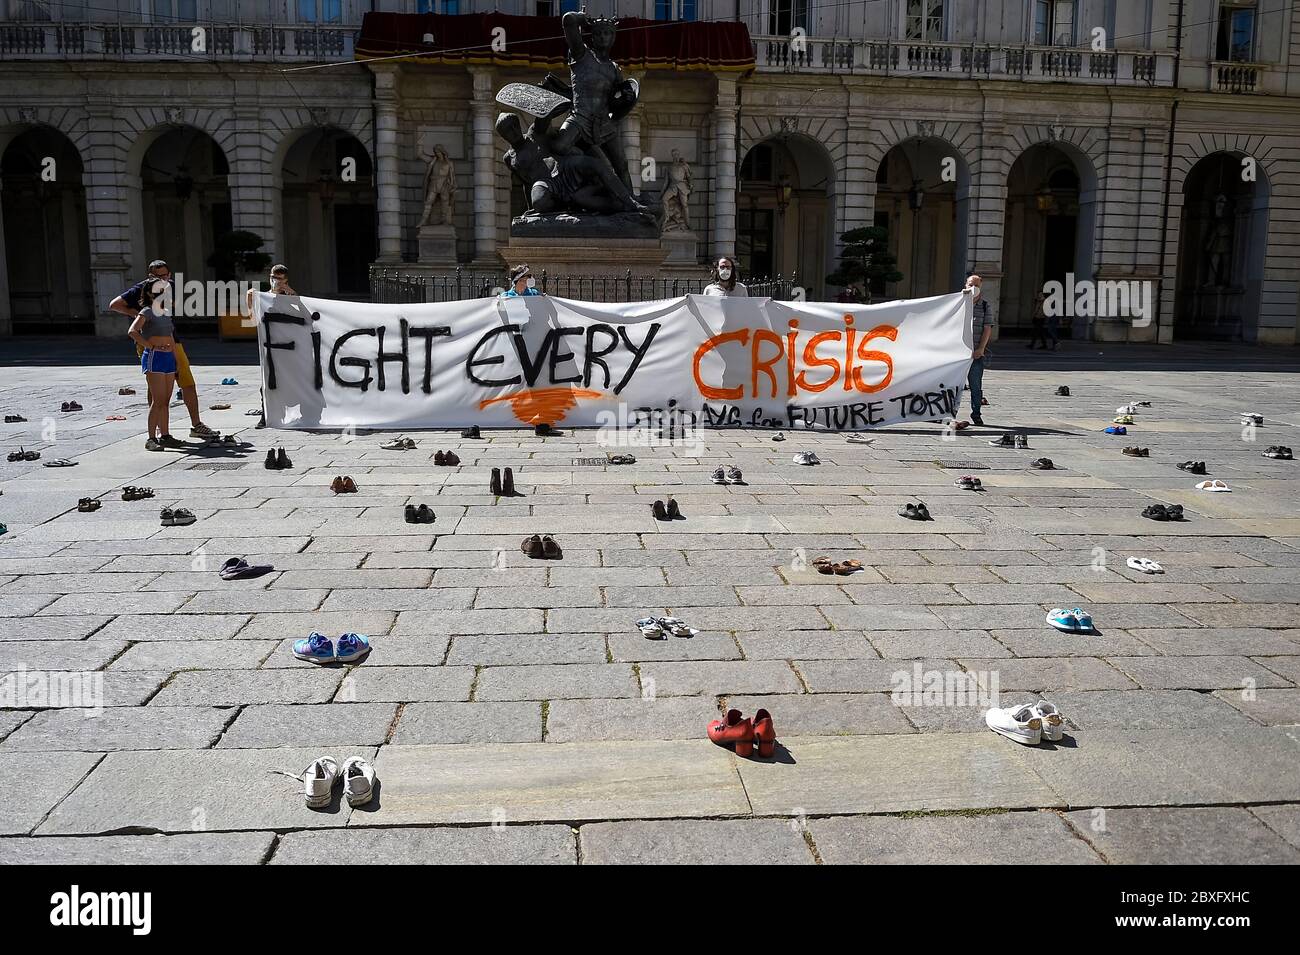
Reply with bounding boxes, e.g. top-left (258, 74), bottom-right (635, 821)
top-left (38, 746), bottom-right (379, 835)
top-left (270, 825), bottom-right (576, 864)
top-left (580, 818), bottom-right (814, 865)
top-left (0, 831), bottom-right (276, 864)
top-left (736, 733), bottom-right (1061, 816)
top-left (218, 703), bottom-right (399, 748)
top-left (0, 752), bottom-right (102, 834)
top-left (364, 740), bottom-right (750, 825)
top-left (1064, 807), bottom-right (1300, 864)
top-left (810, 811), bottom-right (1102, 865)
top-left (0, 707), bottom-right (233, 752)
